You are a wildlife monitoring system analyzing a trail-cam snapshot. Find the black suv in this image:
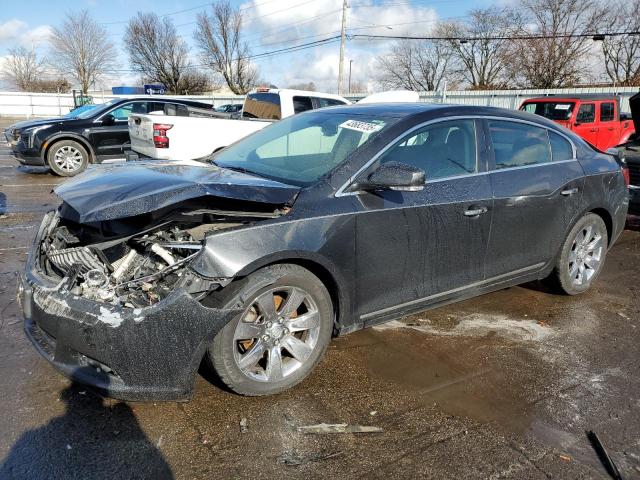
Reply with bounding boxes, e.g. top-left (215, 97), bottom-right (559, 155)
top-left (5, 97), bottom-right (213, 176)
